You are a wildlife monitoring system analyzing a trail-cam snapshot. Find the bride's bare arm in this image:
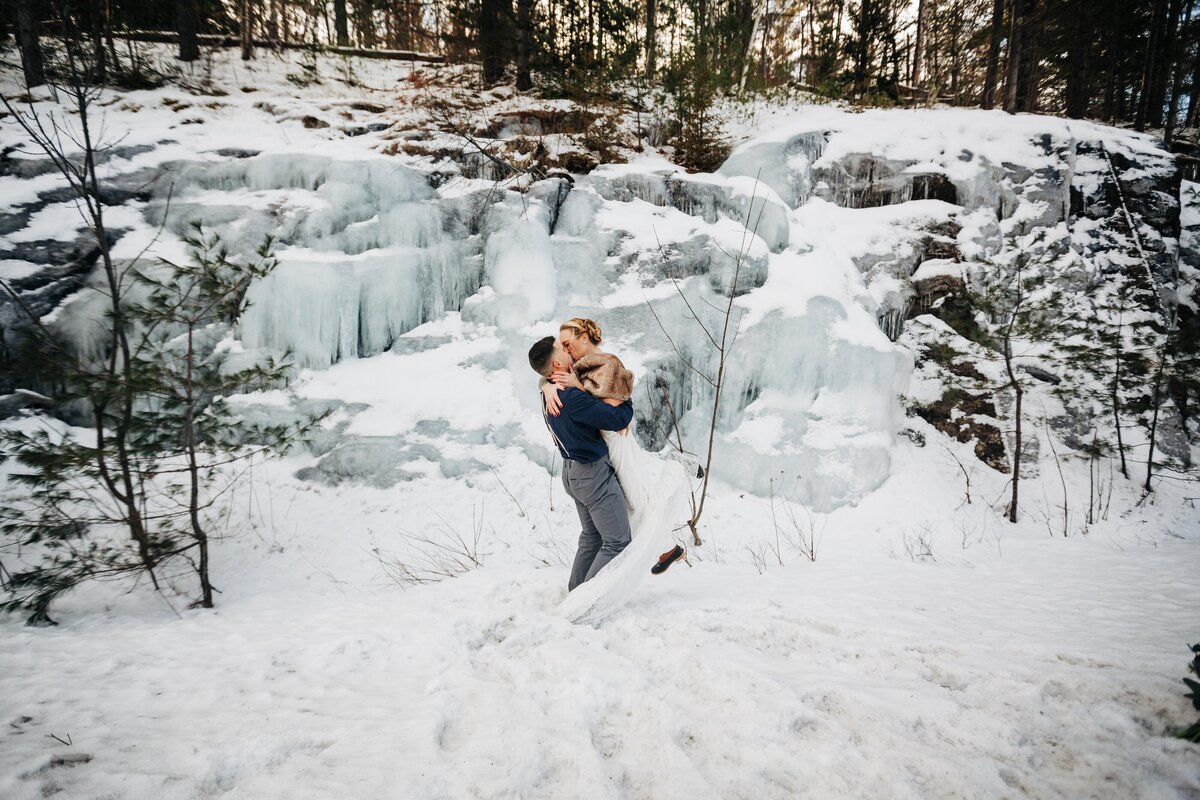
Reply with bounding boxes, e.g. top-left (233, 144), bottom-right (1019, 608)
top-left (540, 378), bottom-right (563, 416)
